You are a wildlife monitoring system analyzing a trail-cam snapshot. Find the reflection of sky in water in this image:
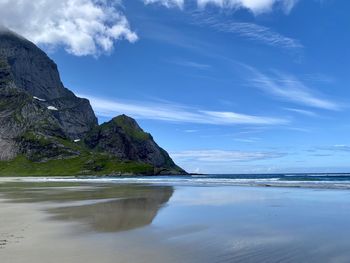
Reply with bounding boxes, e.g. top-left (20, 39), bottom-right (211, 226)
top-left (149, 186), bottom-right (350, 262)
top-left (2, 182), bottom-right (350, 262)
